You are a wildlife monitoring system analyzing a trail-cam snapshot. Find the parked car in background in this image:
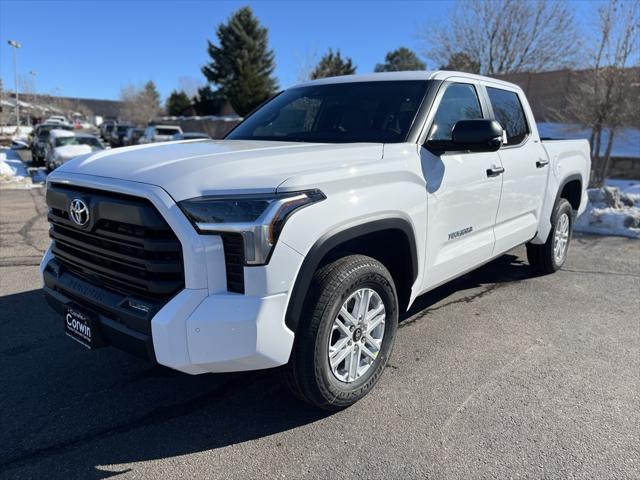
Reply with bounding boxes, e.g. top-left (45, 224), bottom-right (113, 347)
top-left (31, 123), bottom-right (74, 166)
top-left (100, 121), bottom-right (117, 141)
top-left (44, 115), bottom-right (70, 125)
top-left (171, 132), bottom-right (211, 141)
top-left (110, 124), bottom-right (134, 148)
top-left (45, 130), bottom-right (105, 172)
top-left (123, 127), bottom-right (145, 146)
top-left (138, 125), bottom-right (182, 144)
top-left (72, 119), bottom-right (93, 130)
